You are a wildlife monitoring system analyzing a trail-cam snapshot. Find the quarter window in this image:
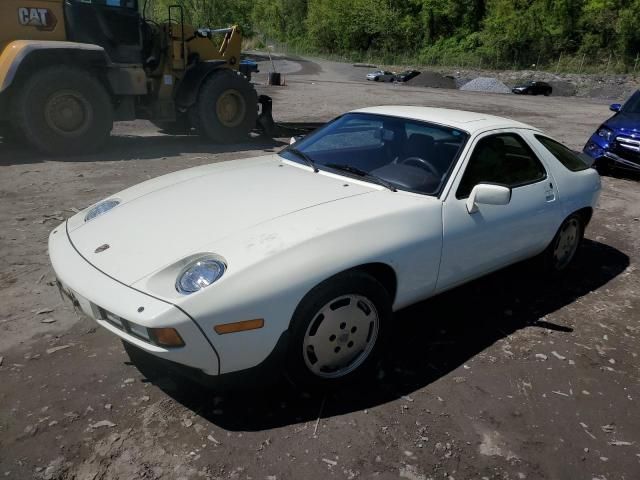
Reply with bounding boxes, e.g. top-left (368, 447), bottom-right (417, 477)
top-left (535, 135), bottom-right (590, 172)
top-left (457, 133), bottom-right (547, 199)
